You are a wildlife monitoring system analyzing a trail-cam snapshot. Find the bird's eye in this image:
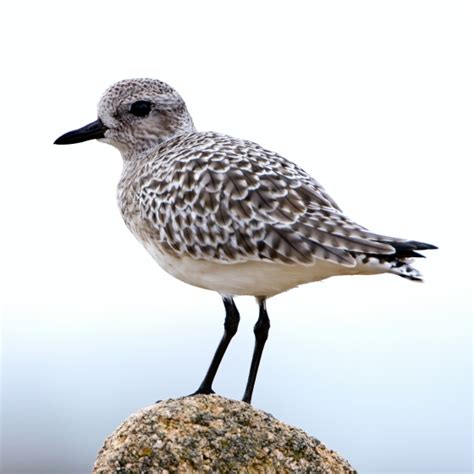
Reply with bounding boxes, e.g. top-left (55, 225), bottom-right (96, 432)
top-left (129, 101), bottom-right (152, 117)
